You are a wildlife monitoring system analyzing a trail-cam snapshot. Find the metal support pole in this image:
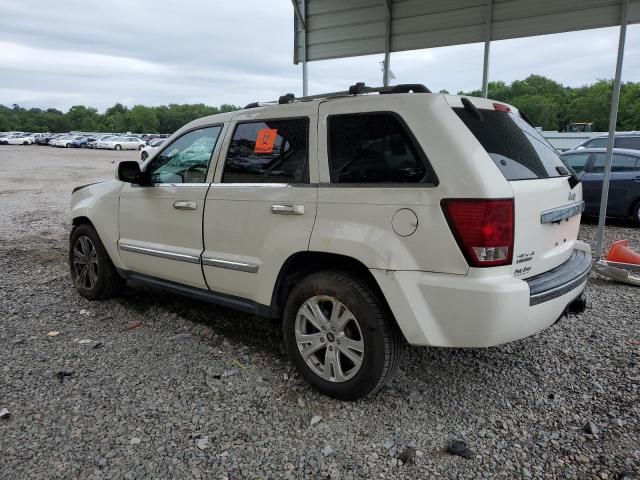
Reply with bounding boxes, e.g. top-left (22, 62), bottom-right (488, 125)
top-left (383, 0), bottom-right (392, 87)
top-left (481, 0), bottom-right (493, 97)
top-left (595, 0), bottom-right (628, 260)
top-left (302, 0), bottom-right (308, 96)
top-left (291, 0), bottom-right (308, 96)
